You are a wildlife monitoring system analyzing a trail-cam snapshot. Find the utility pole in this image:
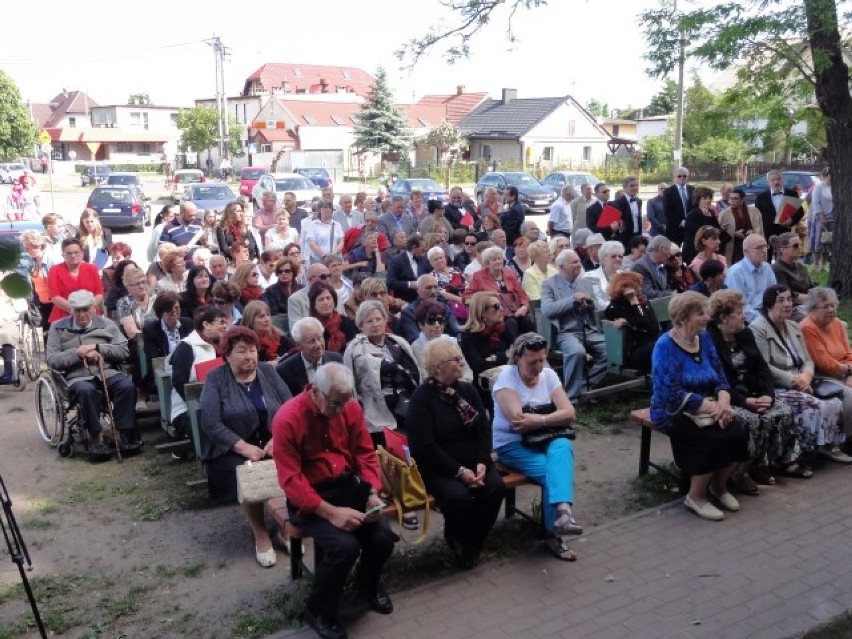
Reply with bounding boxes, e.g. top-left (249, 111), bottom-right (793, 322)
top-left (220, 41), bottom-right (231, 160)
top-left (673, 0), bottom-right (685, 166)
top-left (205, 34), bottom-right (230, 163)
